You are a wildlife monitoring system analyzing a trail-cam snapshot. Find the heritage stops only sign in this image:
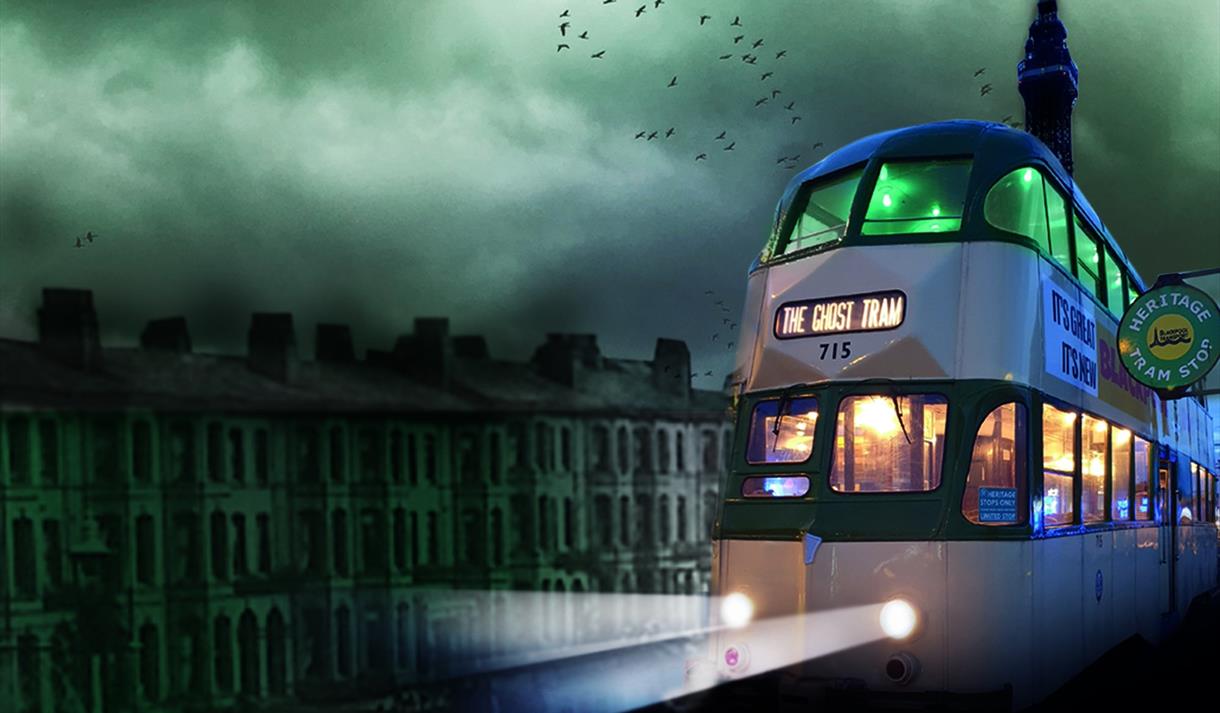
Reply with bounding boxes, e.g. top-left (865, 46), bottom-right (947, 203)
top-left (1118, 281), bottom-right (1220, 392)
